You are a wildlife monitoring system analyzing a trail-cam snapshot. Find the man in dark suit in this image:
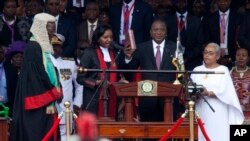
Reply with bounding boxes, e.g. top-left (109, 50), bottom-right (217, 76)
top-left (165, 0), bottom-right (204, 71)
top-left (203, 0), bottom-right (242, 69)
top-left (110, 0), bottom-right (153, 45)
top-left (46, 0), bottom-right (76, 57)
top-left (122, 19), bottom-right (183, 122)
top-left (77, 1), bottom-right (100, 44)
top-left (238, 9), bottom-right (250, 53)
